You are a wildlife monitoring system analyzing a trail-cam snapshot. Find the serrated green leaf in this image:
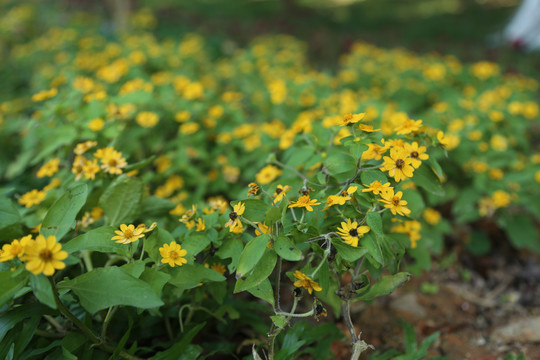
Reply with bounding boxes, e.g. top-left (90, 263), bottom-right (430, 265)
top-left (366, 212), bottom-right (383, 236)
